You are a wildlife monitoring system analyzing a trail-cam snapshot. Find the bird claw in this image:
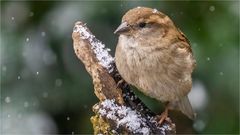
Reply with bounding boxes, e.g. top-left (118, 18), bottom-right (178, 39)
top-left (157, 108), bottom-right (171, 125)
top-left (158, 113), bottom-right (168, 125)
top-left (116, 79), bottom-right (125, 88)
